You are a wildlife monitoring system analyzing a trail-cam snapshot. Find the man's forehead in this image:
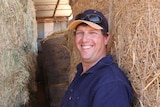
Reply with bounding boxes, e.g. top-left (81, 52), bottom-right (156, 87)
top-left (76, 25), bottom-right (101, 31)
